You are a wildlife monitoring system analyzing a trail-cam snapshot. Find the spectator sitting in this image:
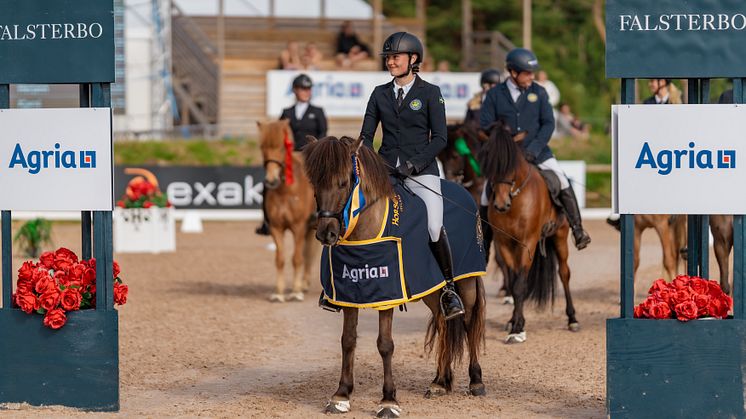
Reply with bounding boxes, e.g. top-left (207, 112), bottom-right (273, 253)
top-left (419, 55), bottom-right (435, 72)
top-left (335, 20), bottom-right (370, 68)
top-left (436, 60), bottom-right (451, 72)
top-left (301, 42), bottom-right (322, 70)
top-left (536, 70), bottom-right (560, 108)
top-left (279, 41), bottom-right (302, 70)
top-left (555, 103), bottom-right (589, 140)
